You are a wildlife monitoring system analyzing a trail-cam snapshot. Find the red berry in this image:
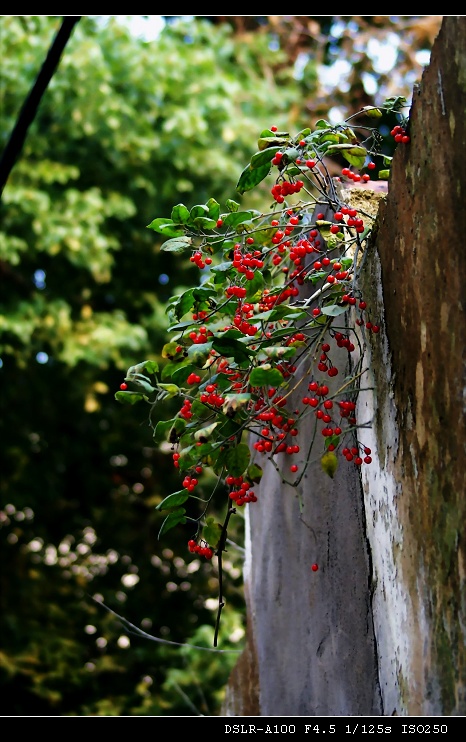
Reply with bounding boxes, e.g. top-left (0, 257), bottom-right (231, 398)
top-left (290, 464), bottom-right (298, 473)
top-left (311, 563), bottom-right (319, 572)
top-left (120, 382), bottom-right (128, 391)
